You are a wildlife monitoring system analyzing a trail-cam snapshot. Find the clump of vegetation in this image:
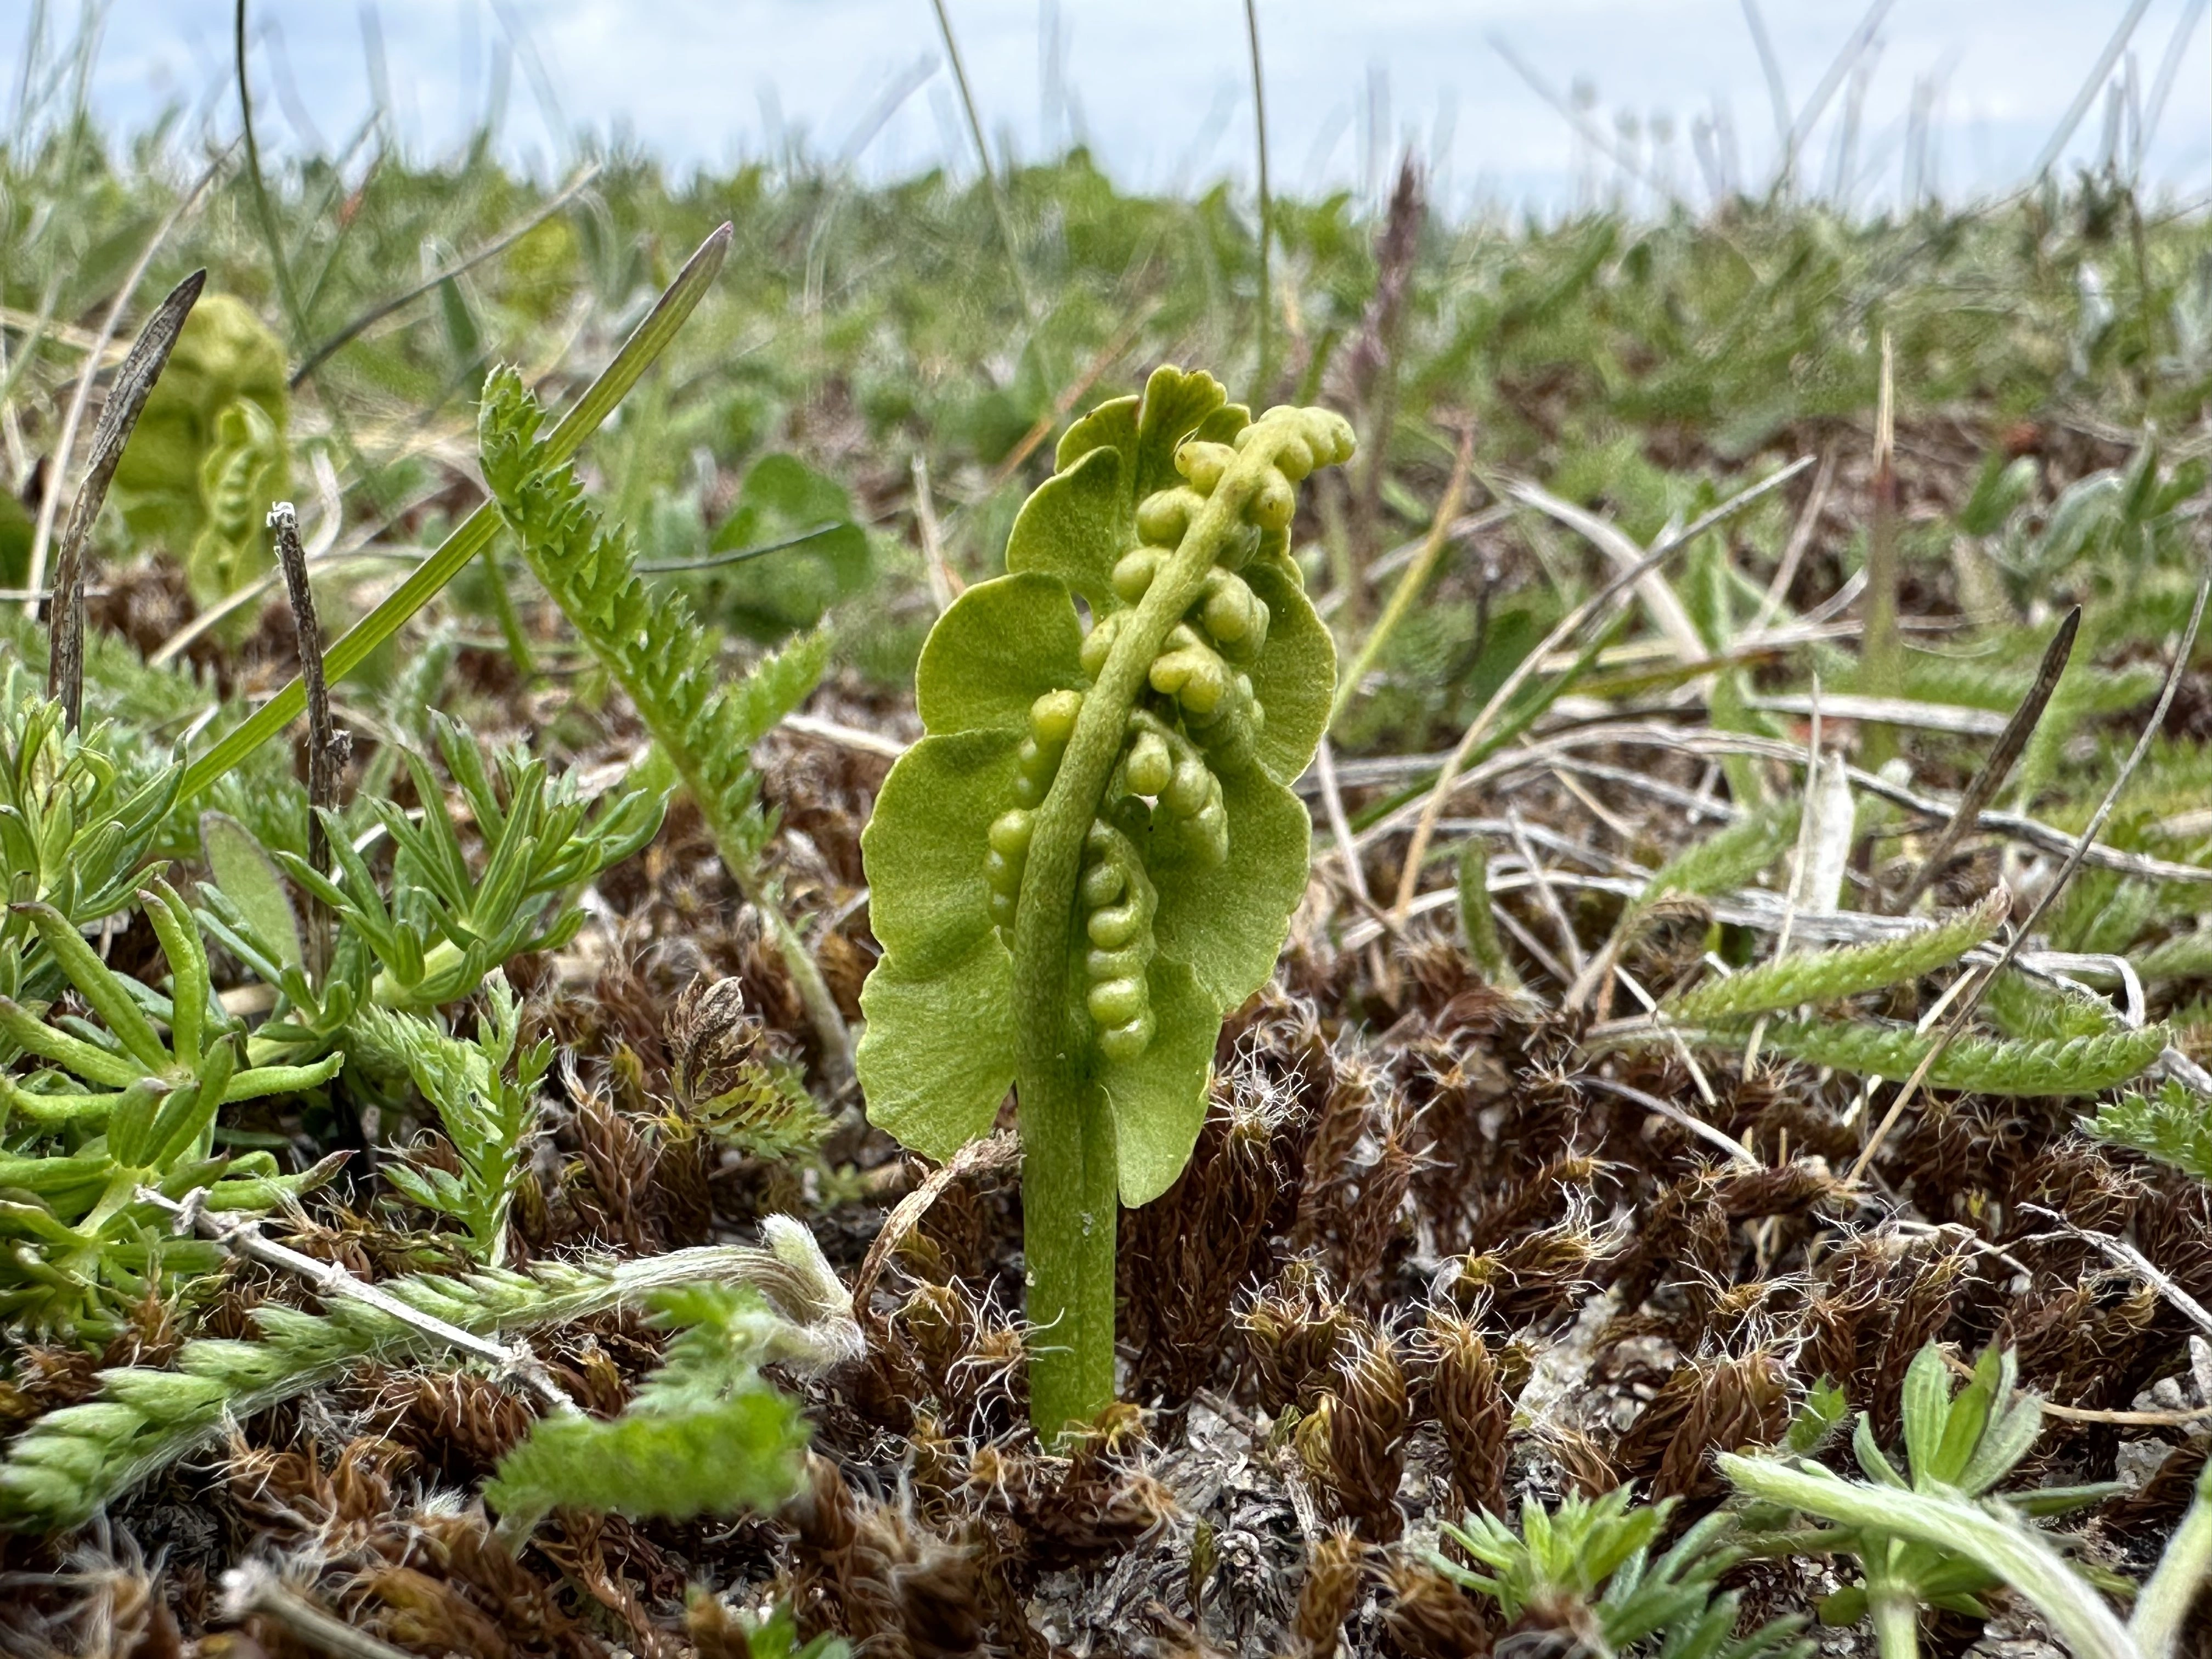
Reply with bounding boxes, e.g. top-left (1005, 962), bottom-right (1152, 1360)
top-left (8, 7), bottom-right (2212, 1651)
